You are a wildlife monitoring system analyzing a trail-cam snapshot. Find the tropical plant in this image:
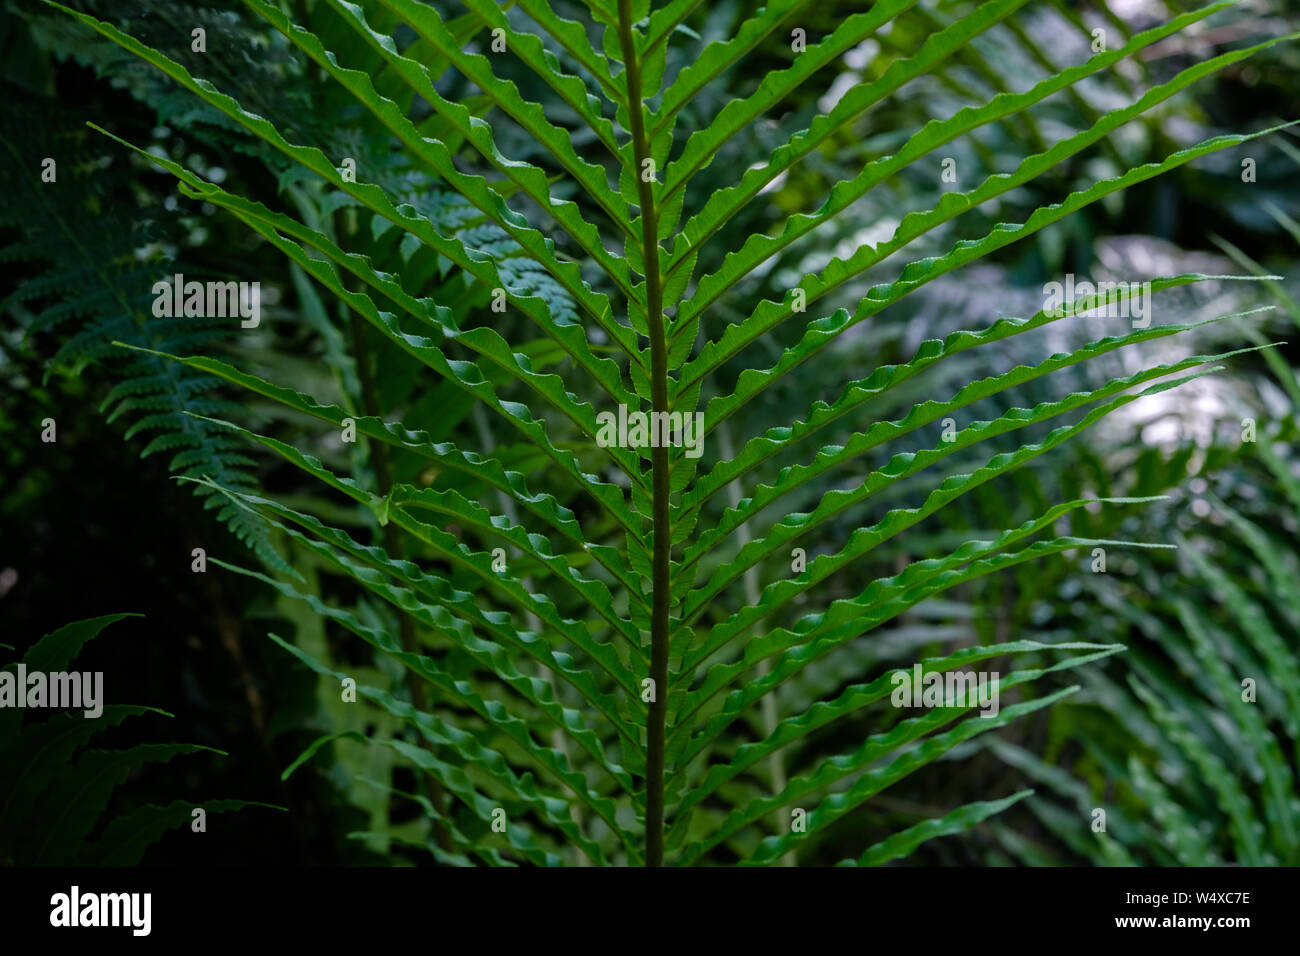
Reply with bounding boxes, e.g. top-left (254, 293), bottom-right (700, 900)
top-left (39, 0), bottom-right (1295, 865)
